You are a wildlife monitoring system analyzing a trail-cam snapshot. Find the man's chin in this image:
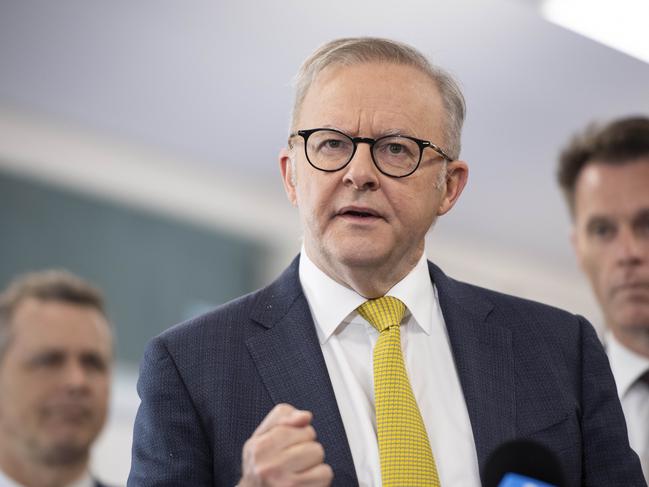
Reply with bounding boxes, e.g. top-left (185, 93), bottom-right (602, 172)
top-left (38, 442), bottom-right (90, 466)
top-left (34, 435), bottom-right (93, 466)
top-left (611, 301), bottom-right (649, 326)
top-left (333, 248), bottom-right (390, 269)
top-left (617, 319), bottom-right (649, 334)
top-left (612, 315), bottom-right (649, 349)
